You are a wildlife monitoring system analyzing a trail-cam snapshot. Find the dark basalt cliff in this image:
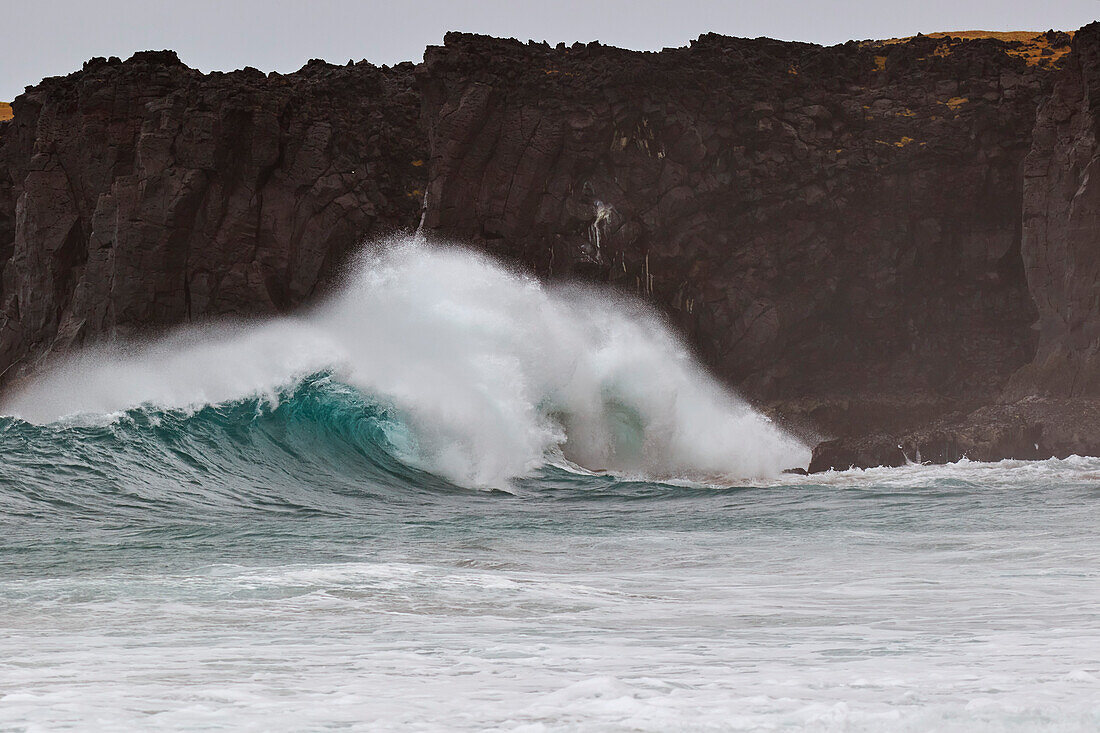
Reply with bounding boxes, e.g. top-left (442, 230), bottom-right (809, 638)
top-left (0, 52), bottom-right (425, 378)
top-left (1, 26), bottom-right (1098, 470)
